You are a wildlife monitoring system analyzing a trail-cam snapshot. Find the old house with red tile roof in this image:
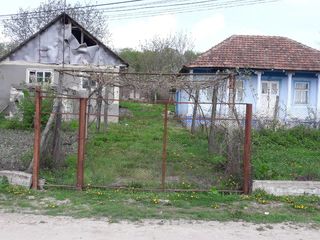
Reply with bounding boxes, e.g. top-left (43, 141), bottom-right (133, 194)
top-left (176, 35), bottom-right (320, 122)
